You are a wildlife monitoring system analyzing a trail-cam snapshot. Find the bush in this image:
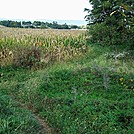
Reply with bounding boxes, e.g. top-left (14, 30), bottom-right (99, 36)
top-left (13, 46), bottom-right (42, 68)
top-left (87, 23), bottom-right (134, 46)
